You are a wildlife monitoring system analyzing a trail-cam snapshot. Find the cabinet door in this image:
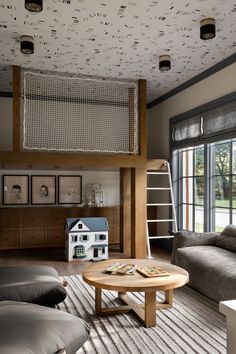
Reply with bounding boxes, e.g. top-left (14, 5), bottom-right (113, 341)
top-left (0, 230), bottom-right (20, 249)
top-left (46, 228), bottom-right (65, 246)
top-left (108, 225), bottom-right (120, 244)
top-left (21, 229), bottom-right (45, 247)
